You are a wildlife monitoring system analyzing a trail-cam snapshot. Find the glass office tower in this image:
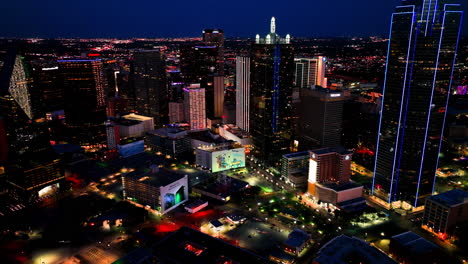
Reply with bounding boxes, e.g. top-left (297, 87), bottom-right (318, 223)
top-left (372, 0), bottom-right (463, 207)
top-left (250, 17), bottom-right (294, 166)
